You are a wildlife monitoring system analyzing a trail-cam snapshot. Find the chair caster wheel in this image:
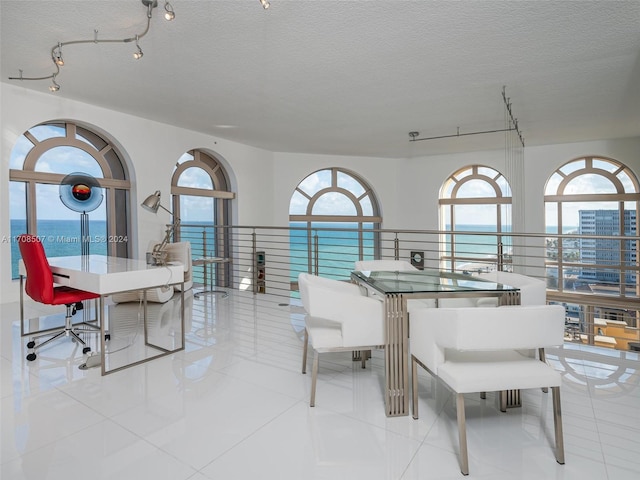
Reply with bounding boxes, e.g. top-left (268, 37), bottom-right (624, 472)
top-left (105, 334), bottom-right (111, 341)
top-left (26, 341), bottom-right (36, 349)
top-left (82, 347), bottom-right (91, 354)
top-left (26, 353), bottom-right (37, 361)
